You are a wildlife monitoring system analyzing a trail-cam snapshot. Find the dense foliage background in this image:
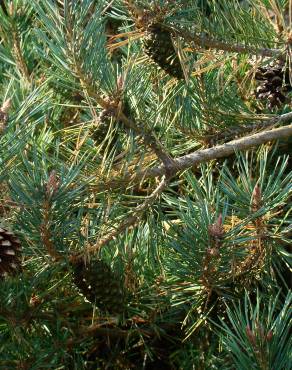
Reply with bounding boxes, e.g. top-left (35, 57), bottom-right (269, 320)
top-left (0, 1), bottom-right (291, 369)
